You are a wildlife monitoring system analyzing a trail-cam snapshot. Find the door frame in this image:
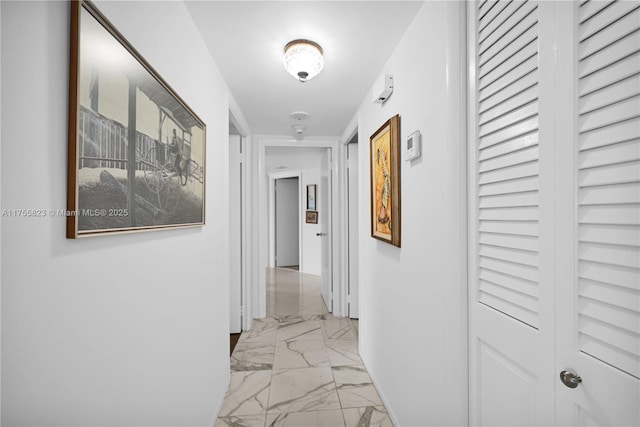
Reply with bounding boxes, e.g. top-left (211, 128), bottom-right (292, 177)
top-left (339, 118), bottom-right (359, 318)
top-left (229, 101), bottom-right (252, 331)
top-left (252, 136), bottom-right (341, 319)
top-left (269, 172), bottom-right (302, 269)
